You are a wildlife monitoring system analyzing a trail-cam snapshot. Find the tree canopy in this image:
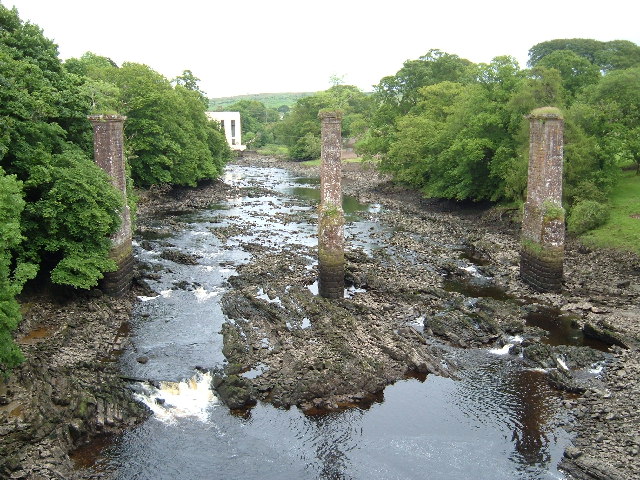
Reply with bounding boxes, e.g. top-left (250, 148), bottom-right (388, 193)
top-left (274, 85), bottom-right (374, 160)
top-left (528, 38), bottom-right (640, 72)
top-left (0, 5), bottom-right (128, 374)
top-left (0, 5), bottom-right (124, 290)
top-left (66, 54), bottom-right (231, 187)
top-left (358, 39), bottom-right (640, 210)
